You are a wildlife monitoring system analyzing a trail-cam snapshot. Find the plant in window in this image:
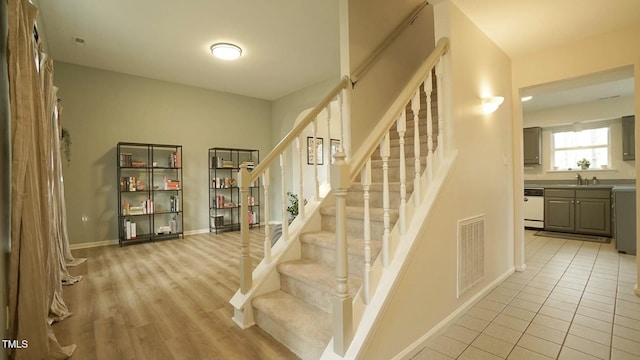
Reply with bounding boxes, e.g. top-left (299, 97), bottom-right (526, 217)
top-left (577, 158), bottom-right (590, 170)
top-left (286, 192), bottom-right (307, 222)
